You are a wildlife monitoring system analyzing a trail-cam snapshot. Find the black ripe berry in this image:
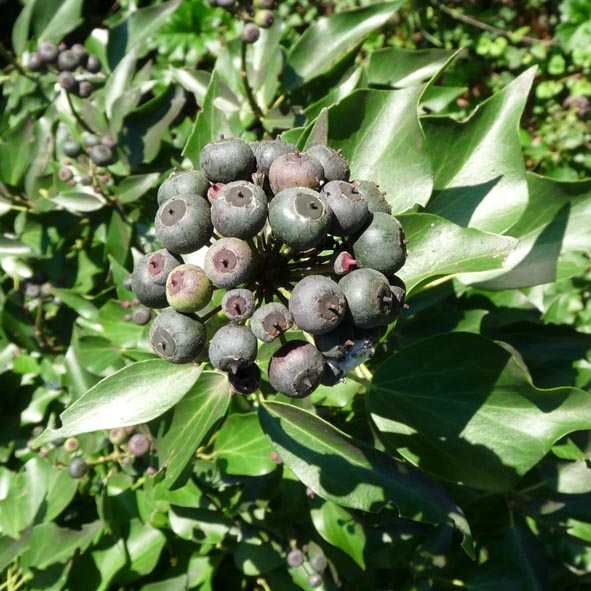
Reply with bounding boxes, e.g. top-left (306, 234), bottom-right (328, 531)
top-left (85, 54), bottom-right (101, 73)
top-left (322, 180), bottom-right (369, 236)
top-left (128, 433), bottom-right (151, 457)
top-left (242, 23), bottom-right (261, 44)
top-left (268, 187), bottom-right (333, 251)
top-left (26, 52), bottom-right (43, 71)
top-left (204, 237), bottom-right (255, 289)
top-left (250, 302), bottom-right (293, 342)
top-left (289, 275), bottom-right (346, 335)
top-left (155, 194), bottom-right (212, 254)
top-left (37, 41), bottom-right (59, 63)
top-left (268, 340), bottom-right (325, 398)
top-left (228, 362), bottom-right (261, 394)
top-left (63, 140), bottom-right (82, 158)
top-left (352, 180), bottom-right (391, 214)
top-left (199, 137), bottom-right (255, 183)
top-left (287, 548), bottom-right (305, 567)
top-left (352, 212), bottom-right (407, 275)
top-left (339, 268), bottom-right (394, 329)
top-left (131, 306), bottom-right (152, 325)
top-left (255, 140), bottom-right (297, 175)
top-left (306, 144), bottom-right (350, 182)
top-left (208, 324), bottom-right (258, 372)
top-left (211, 181), bottom-right (268, 239)
top-left (58, 71), bottom-right (77, 92)
top-left (314, 322), bottom-right (355, 359)
top-left (89, 145), bottom-right (113, 166)
top-left (131, 249), bottom-right (183, 309)
top-left (268, 152), bottom-right (325, 194)
top-left (221, 288), bottom-right (256, 321)
top-left (149, 308), bottom-right (206, 364)
top-left (157, 169), bottom-right (210, 205)
top-left (57, 49), bottom-right (79, 71)
top-left (67, 457), bottom-right (88, 479)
